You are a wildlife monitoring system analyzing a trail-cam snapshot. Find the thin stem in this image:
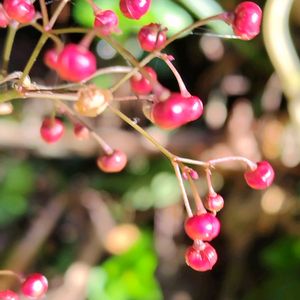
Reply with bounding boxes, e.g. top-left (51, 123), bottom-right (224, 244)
top-left (45, 0), bottom-right (70, 31)
top-left (109, 105), bottom-right (174, 160)
top-left (0, 270), bottom-right (23, 282)
top-left (173, 162), bottom-right (193, 217)
top-left (56, 99), bottom-right (114, 155)
top-left (205, 168), bottom-right (216, 196)
top-left (51, 27), bottom-right (89, 35)
top-left (19, 34), bottom-right (49, 84)
top-left (208, 156), bottom-right (257, 170)
top-left (176, 157), bottom-right (208, 167)
top-left (0, 89), bottom-right (24, 103)
top-left (80, 30), bottom-right (96, 49)
top-left (24, 91), bottom-right (77, 101)
top-left (1, 25), bottom-right (18, 76)
top-left (113, 95), bottom-right (154, 102)
top-left (39, 0), bottom-right (49, 26)
top-left (85, 0), bottom-right (101, 13)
